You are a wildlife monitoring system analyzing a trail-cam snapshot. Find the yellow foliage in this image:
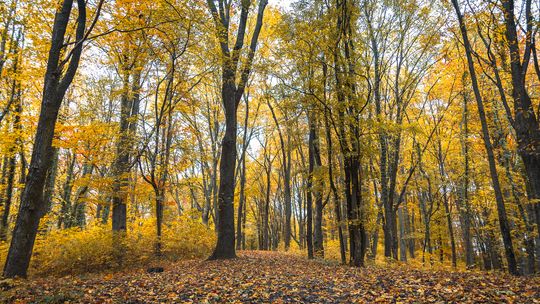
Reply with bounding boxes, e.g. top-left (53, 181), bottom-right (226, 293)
top-left (0, 216), bottom-right (215, 277)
